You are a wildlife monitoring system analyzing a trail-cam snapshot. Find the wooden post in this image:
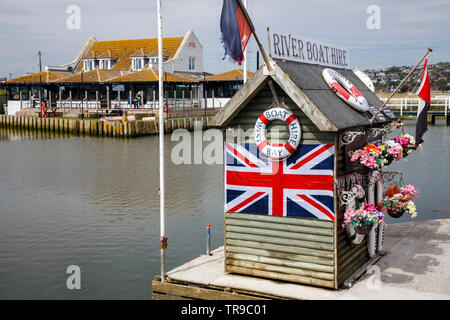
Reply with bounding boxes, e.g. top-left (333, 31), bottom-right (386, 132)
top-left (129, 90), bottom-right (132, 110)
top-left (400, 98), bottom-right (403, 116)
top-left (212, 90), bottom-right (215, 110)
top-left (153, 89), bottom-right (156, 109)
top-left (69, 90), bottom-right (72, 110)
top-left (19, 91), bottom-right (22, 109)
top-left (174, 88), bottom-right (177, 109)
top-left (190, 89), bottom-right (193, 108)
top-left (96, 90), bottom-right (99, 111)
top-left (29, 91), bottom-right (32, 109)
top-left (107, 86), bottom-right (110, 109)
top-left (182, 90), bottom-right (185, 111)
